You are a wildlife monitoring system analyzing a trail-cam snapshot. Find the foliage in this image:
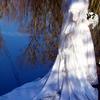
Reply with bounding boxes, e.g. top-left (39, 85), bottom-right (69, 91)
top-left (0, 0), bottom-right (99, 65)
top-left (89, 0), bottom-right (100, 53)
